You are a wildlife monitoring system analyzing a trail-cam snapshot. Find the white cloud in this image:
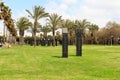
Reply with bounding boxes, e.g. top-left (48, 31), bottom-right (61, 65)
top-left (59, 4), bottom-right (68, 11)
top-left (84, 0), bottom-right (120, 16)
top-left (45, 0), bottom-right (118, 27)
top-left (70, 5), bottom-right (112, 27)
top-left (85, 0), bottom-right (120, 7)
top-left (45, 1), bottom-right (70, 19)
top-left (68, 0), bottom-right (120, 27)
top-left (62, 0), bottom-right (77, 4)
